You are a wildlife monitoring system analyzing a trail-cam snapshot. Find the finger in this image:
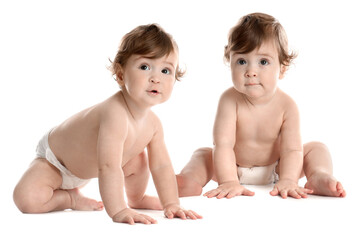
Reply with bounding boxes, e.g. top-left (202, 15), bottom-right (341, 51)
top-left (175, 210), bottom-right (187, 220)
top-left (189, 210), bottom-right (202, 219)
top-left (183, 210), bottom-right (197, 220)
top-left (288, 189), bottom-right (301, 199)
top-left (203, 191), bottom-right (210, 197)
top-left (141, 214), bottom-right (157, 224)
top-left (126, 216), bottom-right (135, 225)
top-left (184, 210), bottom-right (202, 219)
top-left (296, 189), bottom-right (308, 198)
top-left (216, 190), bottom-right (228, 199)
top-left (113, 214), bottom-right (135, 225)
top-left (165, 210), bottom-right (174, 219)
top-left (133, 214), bottom-right (151, 225)
top-left (226, 190), bottom-right (237, 199)
top-left (242, 188), bottom-right (255, 196)
top-left (302, 187), bottom-right (314, 194)
top-left (280, 190), bottom-right (288, 199)
top-left (269, 187), bottom-right (279, 196)
top-left (204, 189), bottom-right (221, 198)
